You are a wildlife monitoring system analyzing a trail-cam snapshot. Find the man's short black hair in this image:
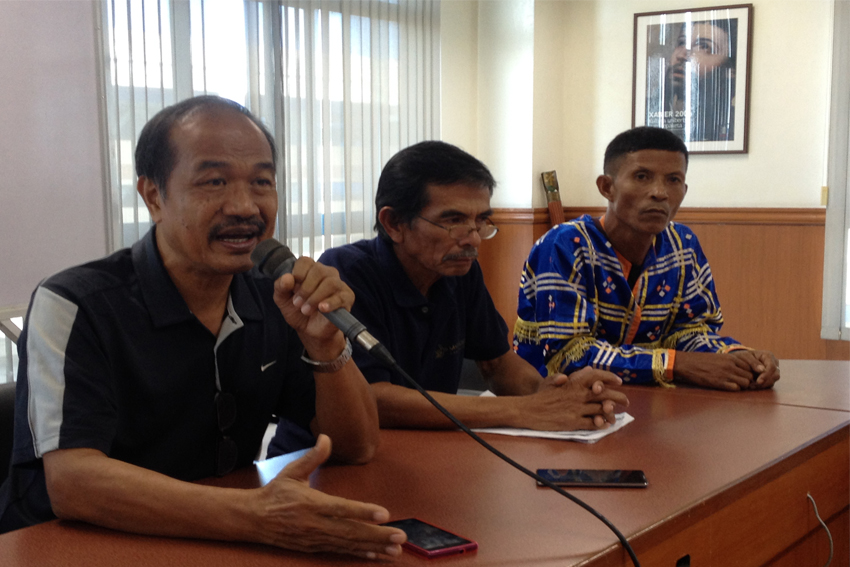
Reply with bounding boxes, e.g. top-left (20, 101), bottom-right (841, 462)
top-left (374, 141), bottom-right (496, 241)
top-left (134, 95), bottom-right (276, 198)
top-left (603, 126), bottom-right (689, 176)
